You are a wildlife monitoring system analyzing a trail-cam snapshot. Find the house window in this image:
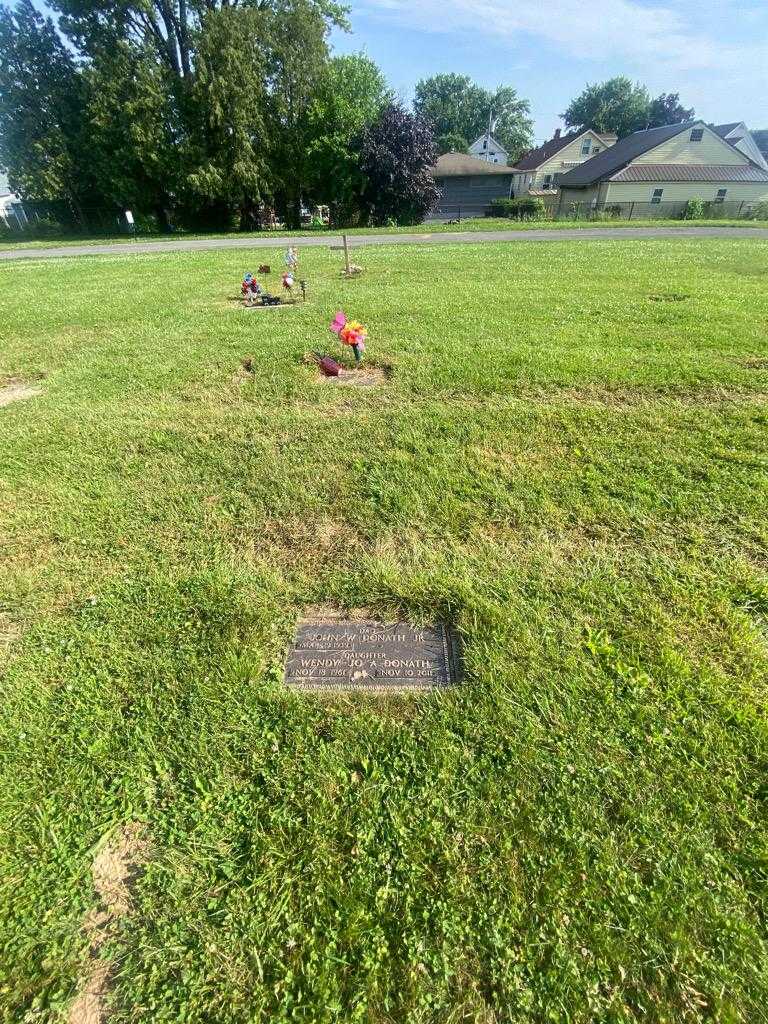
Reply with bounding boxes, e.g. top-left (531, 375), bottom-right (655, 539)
top-left (651, 188), bottom-right (664, 204)
top-left (593, 147), bottom-right (601, 154)
top-left (581, 140), bottom-right (591, 156)
top-left (543, 174), bottom-right (553, 188)
top-left (690, 128), bottom-right (704, 142)
top-left (715, 188), bottom-right (727, 203)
